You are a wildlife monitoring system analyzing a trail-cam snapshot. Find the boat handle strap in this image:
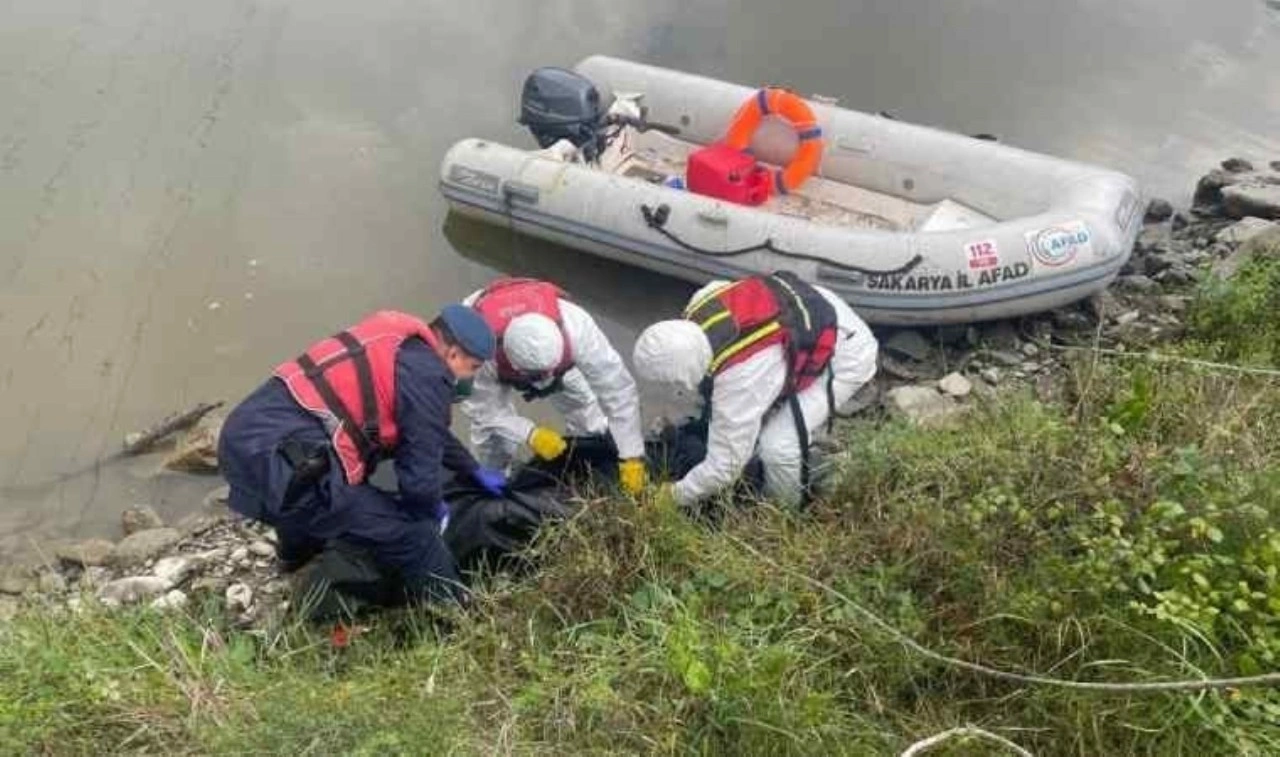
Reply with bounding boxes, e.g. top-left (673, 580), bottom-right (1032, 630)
top-left (639, 203), bottom-right (923, 277)
top-left (502, 181), bottom-right (541, 204)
